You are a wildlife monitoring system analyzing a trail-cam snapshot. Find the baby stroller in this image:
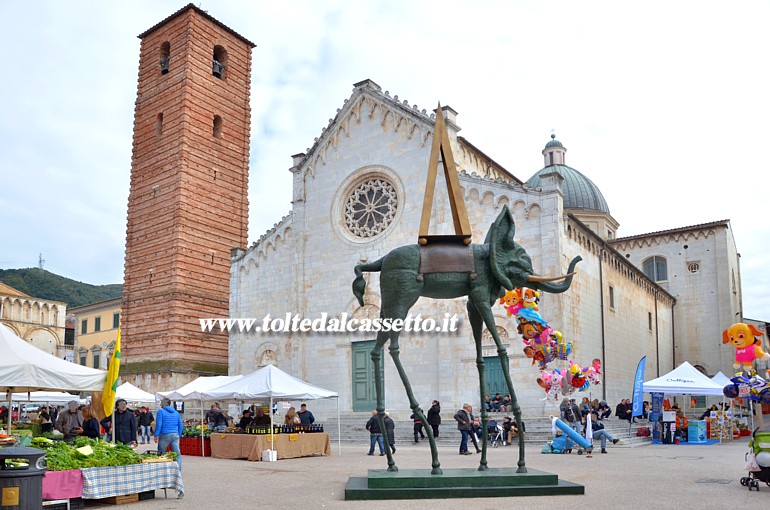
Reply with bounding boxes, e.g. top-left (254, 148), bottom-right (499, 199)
top-left (740, 426), bottom-right (770, 491)
top-left (489, 424), bottom-right (505, 448)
